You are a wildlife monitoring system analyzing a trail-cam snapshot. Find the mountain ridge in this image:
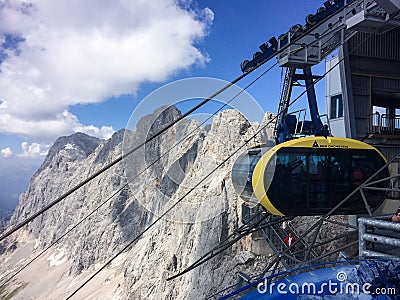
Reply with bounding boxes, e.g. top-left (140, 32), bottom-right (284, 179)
top-left (0, 106), bottom-right (275, 299)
